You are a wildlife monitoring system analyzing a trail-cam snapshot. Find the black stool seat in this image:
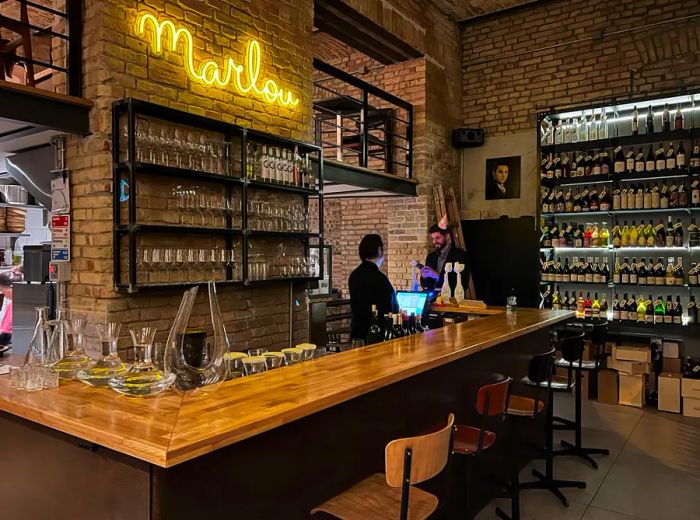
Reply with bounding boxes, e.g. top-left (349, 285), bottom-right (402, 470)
top-left (523, 374), bottom-right (574, 391)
